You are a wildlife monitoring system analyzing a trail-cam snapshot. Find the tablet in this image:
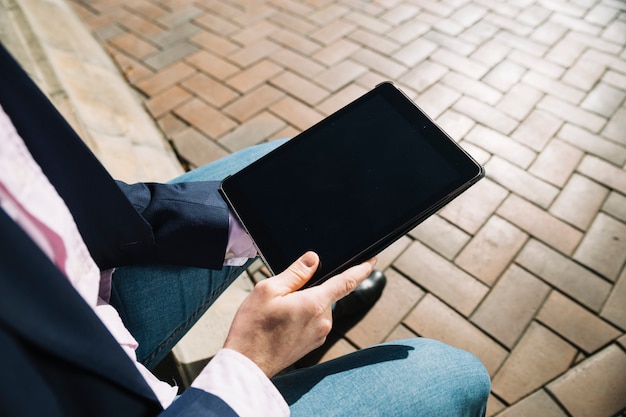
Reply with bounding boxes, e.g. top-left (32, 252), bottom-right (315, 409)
top-left (220, 82), bottom-right (484, 288)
